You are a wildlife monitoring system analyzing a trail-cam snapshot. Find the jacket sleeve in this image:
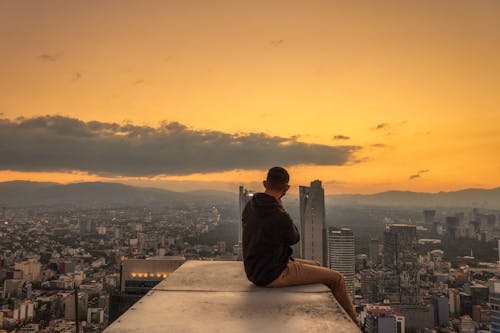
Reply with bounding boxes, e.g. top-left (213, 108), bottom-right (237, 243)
top-left (277, 211), bottom-right (300, 246)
